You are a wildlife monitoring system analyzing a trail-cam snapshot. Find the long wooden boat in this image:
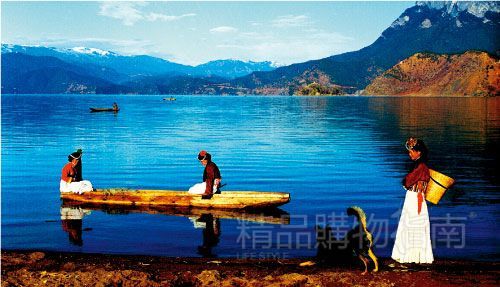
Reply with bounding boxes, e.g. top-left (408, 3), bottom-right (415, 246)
top-left (89, 107), bottom-right (119, 112)
top-left (60, 189), bottom-right (290, 210)
top-left (61, 202), bottom-right (290, 225)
